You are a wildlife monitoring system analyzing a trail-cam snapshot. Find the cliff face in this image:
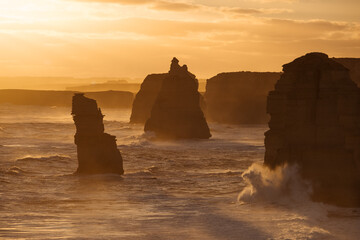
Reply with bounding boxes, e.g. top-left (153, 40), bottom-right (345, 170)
top-left (334, 58), bottom-right (360, 86)
top-left (72, 93), bottom-right (124, 174)
top-left (0, 90), bottom-right (134, 108)
top-left (205, 72), bottom-right (281, 124)
top-left (265, 52), bottom-right (360, 207)
top-left (144, 58), bottom-right (211, 139)
top-left (130, 74), bottom-right (167, 124)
